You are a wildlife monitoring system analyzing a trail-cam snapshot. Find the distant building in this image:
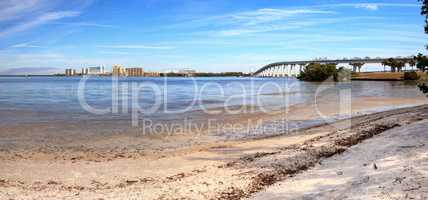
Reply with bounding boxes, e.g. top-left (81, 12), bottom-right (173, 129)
top-left (112, 65), bottom-right (127, 76)
top-left (65, 69), bottom-right (76, 76)
top-left (82, 68), bottom-right (88, 75)
top-left (178, 68), bottom-right (196, 77)
top-left (126, 67), bottom-right (144, 77)
top-left (82, 66), bottom-right (105, 75)
top-left (144, 71), bottom-right (161, 77)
